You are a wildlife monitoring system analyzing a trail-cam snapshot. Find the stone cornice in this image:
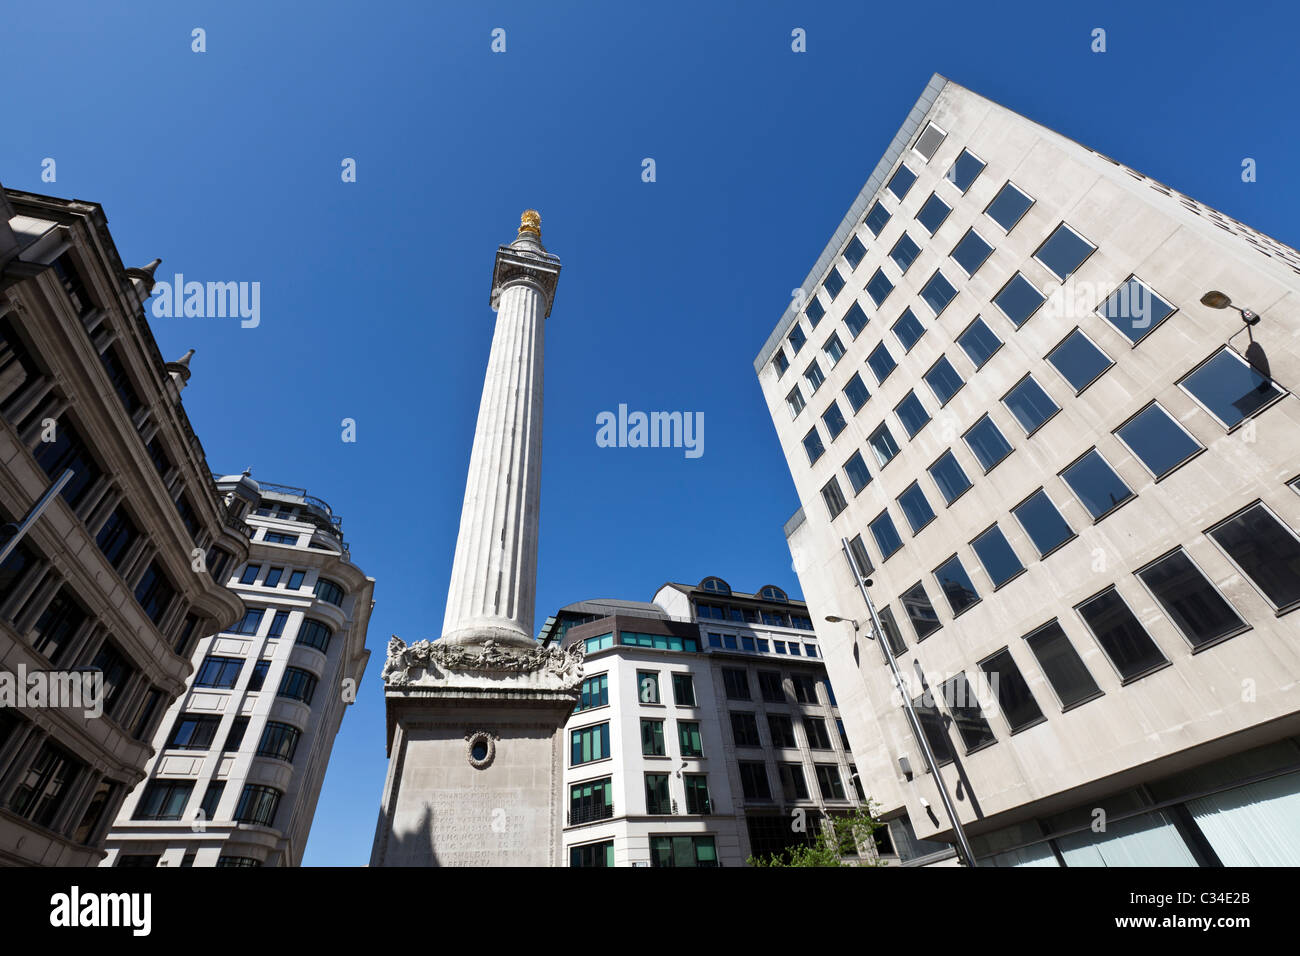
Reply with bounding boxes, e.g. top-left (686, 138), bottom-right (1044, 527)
top-left (490, 245), bottom-right (561, 318)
